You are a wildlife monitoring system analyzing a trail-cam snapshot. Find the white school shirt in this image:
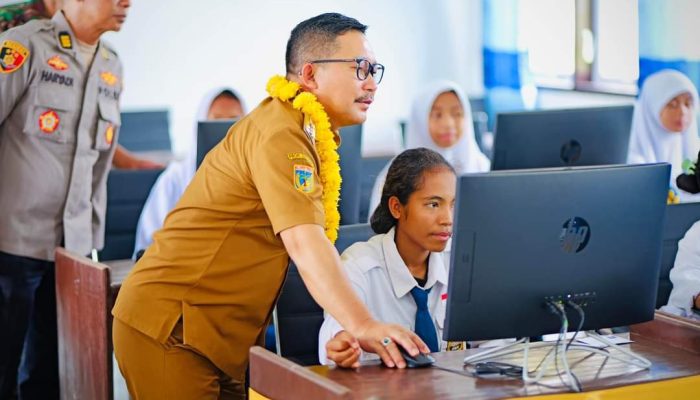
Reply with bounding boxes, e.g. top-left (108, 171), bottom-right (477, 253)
top-left (661, 220), bottom-right (700, 320)
top-left (318, 227), bottom-right (449, 365)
